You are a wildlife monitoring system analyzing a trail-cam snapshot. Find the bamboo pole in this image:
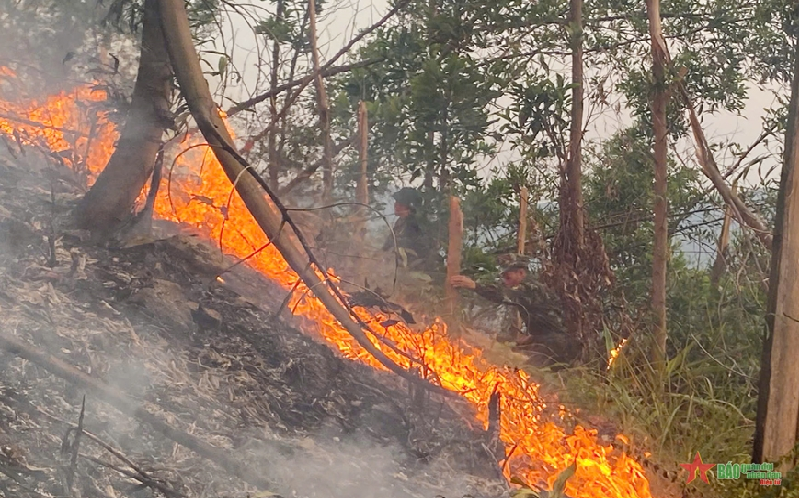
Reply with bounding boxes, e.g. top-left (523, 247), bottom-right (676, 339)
top-left (517, 186), bottom-right (528, 254)
top-left (446, 196), bottom-right (463, 315)
top-left (155, 0), bottom-right (452, 398)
